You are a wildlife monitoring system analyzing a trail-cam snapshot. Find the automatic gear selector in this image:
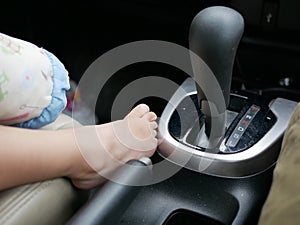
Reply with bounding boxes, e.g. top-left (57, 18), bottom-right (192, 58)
top-left (189, 6), bottom-right (244, 149)
top-left (158, 6), bottom-right (297, 177)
